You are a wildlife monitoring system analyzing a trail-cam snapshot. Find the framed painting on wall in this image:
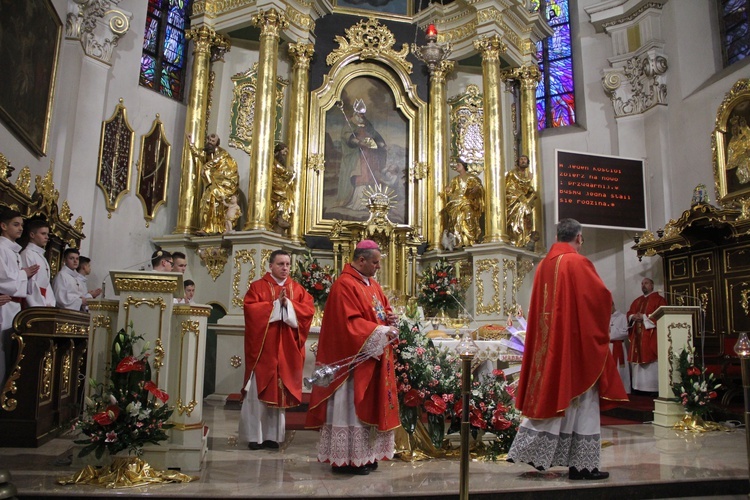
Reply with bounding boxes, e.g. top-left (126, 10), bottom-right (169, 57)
top-left (713, 78), bottom-right (750, 205)
top-left (0, 0), bottom-right (62, 156)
